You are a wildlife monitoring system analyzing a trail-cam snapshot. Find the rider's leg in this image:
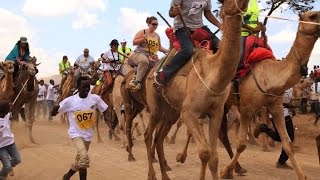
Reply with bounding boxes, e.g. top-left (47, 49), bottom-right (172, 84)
top-left (155, 28), bottom-right (193, 85)
top-left (202, 26), bottom-right (220, 54)
top-left (129, 53), bottom-right (149, 90)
